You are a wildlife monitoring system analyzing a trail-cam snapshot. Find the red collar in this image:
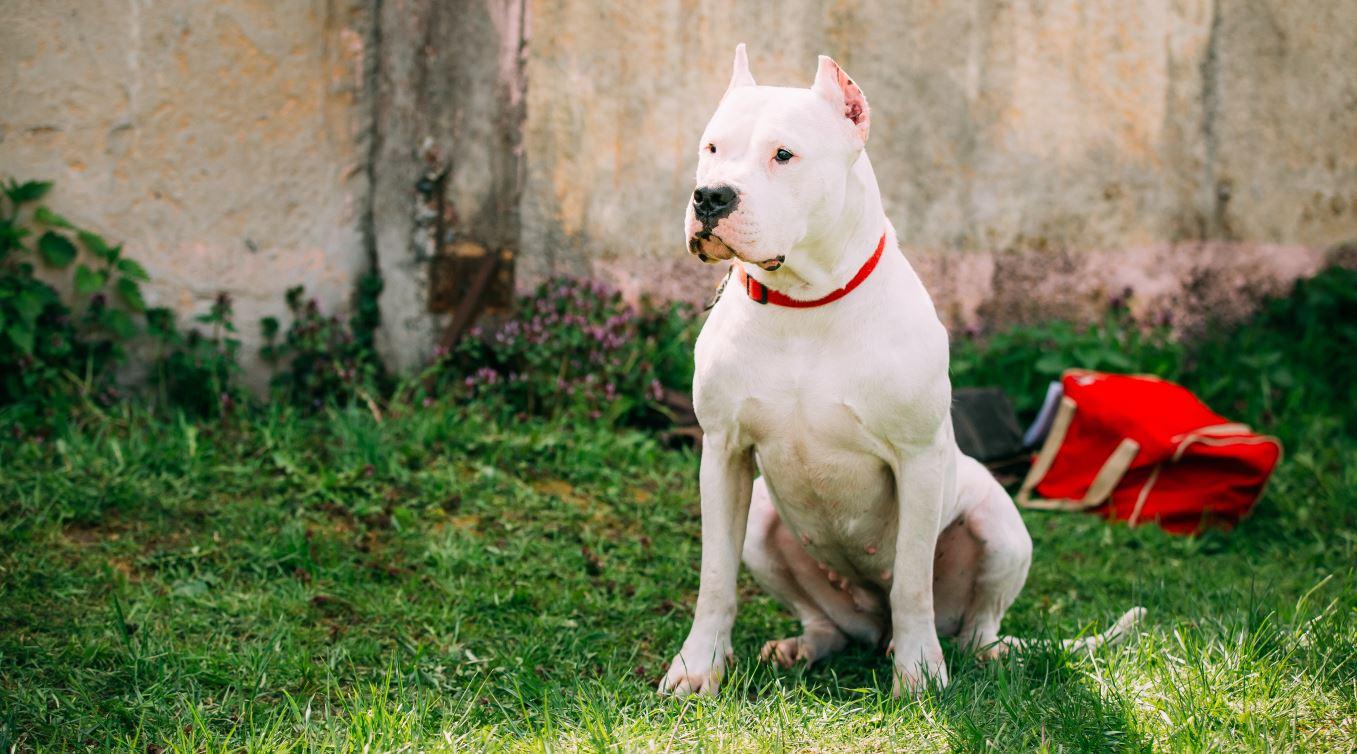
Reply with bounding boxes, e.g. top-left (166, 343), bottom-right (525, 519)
top-left (734, 232), bottom-right (887, 308)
